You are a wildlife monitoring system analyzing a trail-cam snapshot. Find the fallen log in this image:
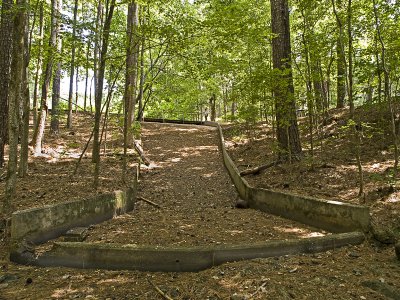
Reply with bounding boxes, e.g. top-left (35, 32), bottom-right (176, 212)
top-left (240, 161), bottom-right (278, 176)
top-left (133, 139), bottom-right (151, 166)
